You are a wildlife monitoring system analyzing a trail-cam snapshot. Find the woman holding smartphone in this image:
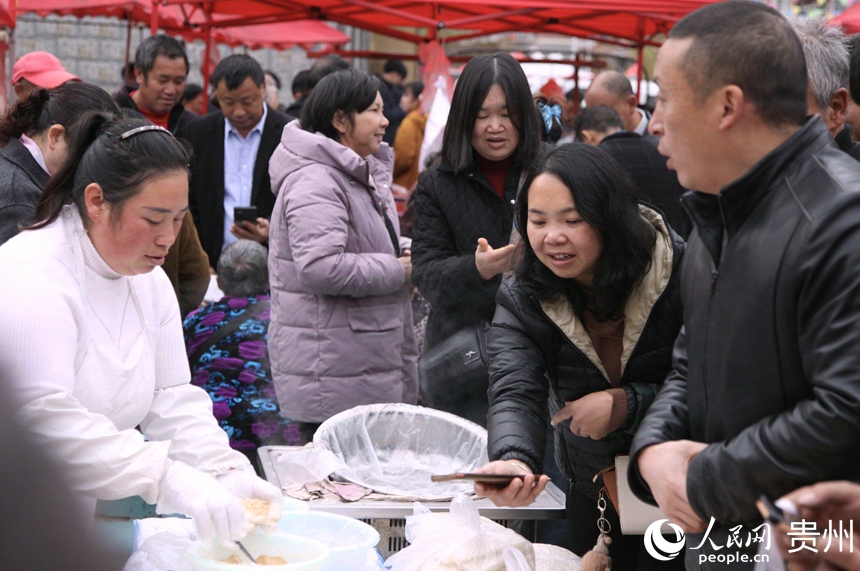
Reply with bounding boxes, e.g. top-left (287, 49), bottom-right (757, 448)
top-left (476, 144), bottom-right (685, 569)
